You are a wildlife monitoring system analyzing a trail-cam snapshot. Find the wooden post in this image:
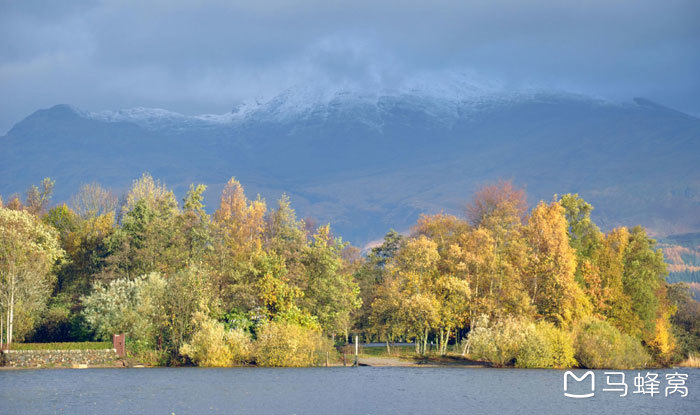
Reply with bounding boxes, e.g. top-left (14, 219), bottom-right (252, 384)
top-left (326, 351), bottom-right (329, 367)
top-left (343, 352), bottom-right (347, 366)
top-left (354, 335), bottom-right (359, 367)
